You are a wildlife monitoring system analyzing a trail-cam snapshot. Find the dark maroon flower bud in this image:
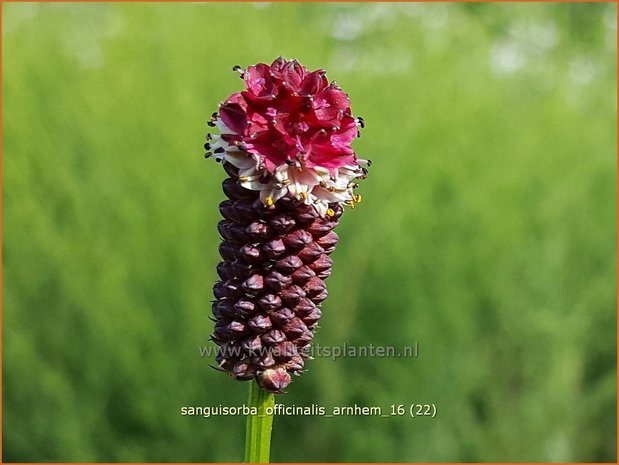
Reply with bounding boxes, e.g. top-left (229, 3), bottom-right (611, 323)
top-left (306, 220), bottom-right (333, 237)
top-left (316, 268), bottom-right (332, 279)
top-left (273, 341), bottom-right (298, 360)
top-left (273, 196), bottom-right (294, 209)
top-left (215, 320), bottom-right (248, 341)
top-left (298, 242), bottom-right (325, 263)
top-left (222, 178), bottom-right (255, 200)
top-left (308, 254), bottom-right (332, 272)
top-left (275, 255), bottom-right (304, 274)
top-left (261, 329), bottom-right (287, 345)
top-left (213, 322), bottom-right (229, 343)
top-left (283, 229), bottom-right (313, 249)
top-left (226, 223), bottom-right (250, 243)
top-left (312, 288), bottom-right (328, 303)
top-left (217, 261), bottom-right (236, 280)
top-left (301, 306), bottom-right (322, 325)
top-left (293, 330), bottom-right (314, 346)
top-left (315, 231), bottom-right (338, 250)
top-left (293, 297), bottom-right (317, 316)
top-left (215, 349), bottom-right (235, 371)
top-left (222, 162), bottom-right (239, 178)
top-left (266, 270), bottom-right (293, 291)
top-left (213, 281), bottom-right (227, 300)
top-left (282, 317), bottom-right (309, 338)
top-left (239, 244), bottom-right (263, 263)
top-left (219, 243), bottom-right (238, 261)
top-left (228, 320), bottom-right (248, 335)
top-left (321, 244), bottom-right (337, 255)
top-left (223, 280), bottom-right (242, 297)
top-left (255, 353), bottom-right (277, 369)
top-left (219, 200), bottom-right (237, 221)
top-left (280, 284), bottom-right (306, 306)
top-left (249, 314), bottom-right (272, 332)
top-left (232, 360), bottom-right (257, 380)
top-left (232, 261), bottom-right (254, 277)
top-left (293, 204), bottom-right (318, 224)
top-left (218, 340), bottom-right (241, 357)
top-left (241, 335), bottom-right (263, 353)
top-left (242, 274), bottom-right (264, 293)
top-left (213, 280), bottom-right (241, 299)
top-left (212, 300), bottom-right (236, 319)
top-left (217, 220), bottom-right (233, 241)
top-left (284, 355), bottom-right (305, 373)
top-left (257, 293), bottom-right (282, 311)
top-left (303, 276), bottom-right (326, 299)
top-left (246, 221), bottom-right (271, 241)
top-left (291, 265), bottom-right (316, 284)
top-left (258, 366), bottom-right (291, 392)
top-left (269, 214), bottom-right (296, 234)
top-left (268, 307), bottom-right (295, 325)
top-left (263, 238), bottom-right (286, 259)
top-left (234, 202), bottom-right (261, 222)
top-left (234, 299), bottom-right (256, 317)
